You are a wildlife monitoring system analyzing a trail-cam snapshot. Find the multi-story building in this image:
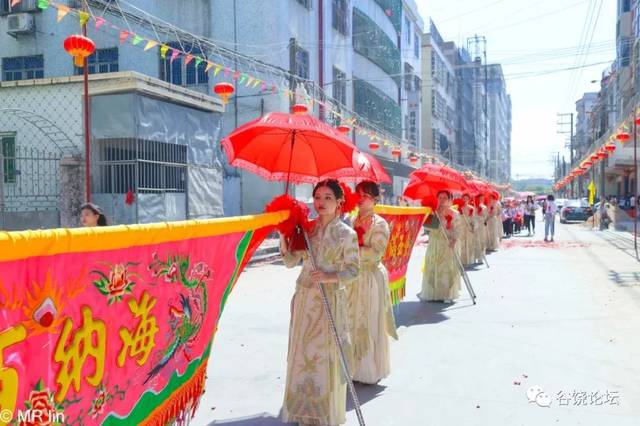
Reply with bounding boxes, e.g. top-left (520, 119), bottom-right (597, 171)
top-left (471, 58), bottom-right (489, 177)
top-left (0, 0), bottom-right (425, 222)
top-left (485, 64), bottom-right (511, 184)
top-left (443, 42), bottom-right (476, 171)
top-left (617, 0), bottom-right (633, 112)
top-left (0, 1), bottom-right (225, 229)
top-left (421, 20), bottom-right (456, 161)
top-left (574, 92), bottom-right (598, 160)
